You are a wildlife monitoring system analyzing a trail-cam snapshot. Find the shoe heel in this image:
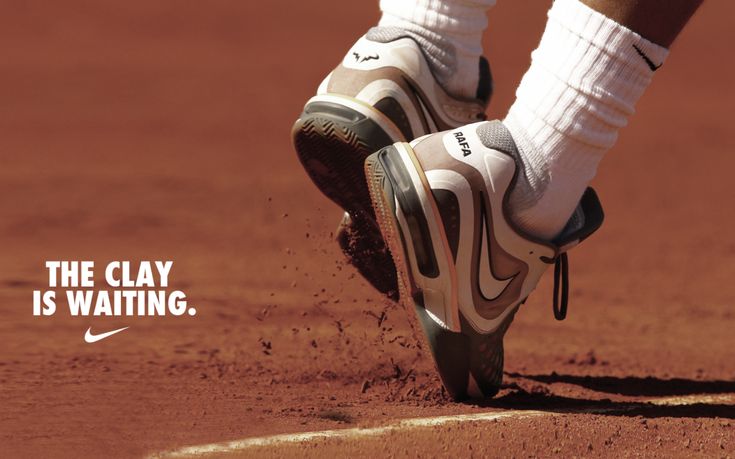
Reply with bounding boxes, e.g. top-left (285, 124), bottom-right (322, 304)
top-left (367, 144), bottom-right (497, 402)
top-left (365, 146), bottom-right (415, 304)
top-left (291, 98), bottom-right (395, 217)
top-left (365, 144), bottom-right (442, 285)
